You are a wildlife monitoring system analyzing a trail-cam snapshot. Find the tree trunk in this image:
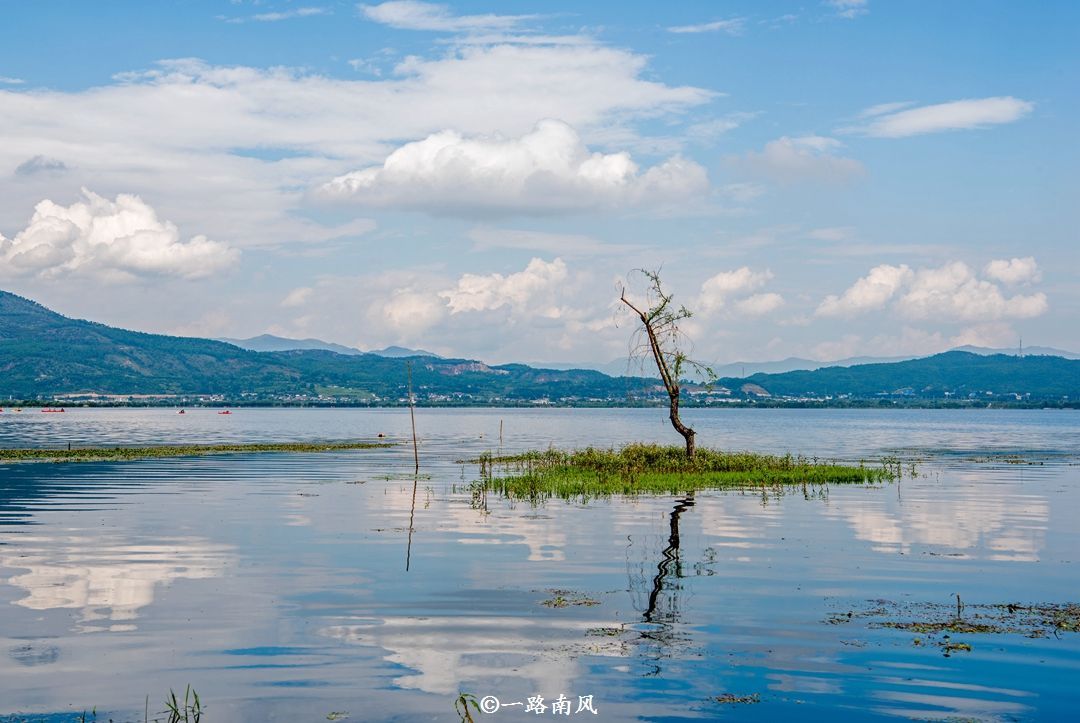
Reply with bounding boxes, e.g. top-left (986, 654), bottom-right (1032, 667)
top-left (668, 390), bottom-right (695, 458)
